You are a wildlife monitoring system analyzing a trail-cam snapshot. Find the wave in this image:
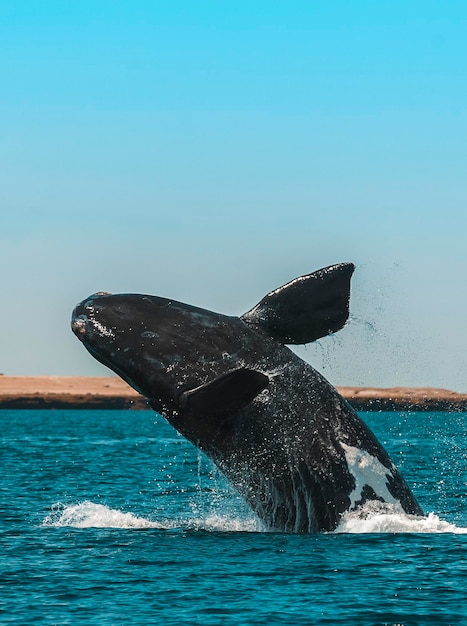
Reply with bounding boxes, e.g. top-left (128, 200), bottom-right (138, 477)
top-left (43, 500), bottom-right (467, 534)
